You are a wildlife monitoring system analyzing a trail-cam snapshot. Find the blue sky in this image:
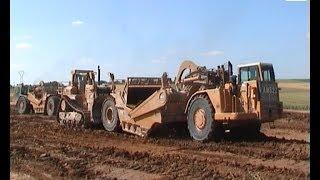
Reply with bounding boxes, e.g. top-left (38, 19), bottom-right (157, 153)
top-left (10, 0), bottom-right (309, 84)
